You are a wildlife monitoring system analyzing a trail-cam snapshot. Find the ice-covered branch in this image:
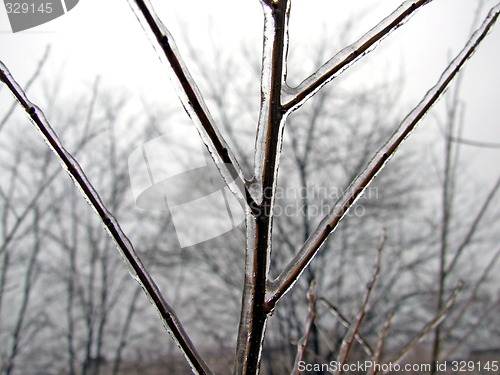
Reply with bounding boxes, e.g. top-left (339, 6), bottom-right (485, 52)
top-left (282, 0), bottom-right (434, 113)
top-left (267, 4), bottom-right (500, 308)
top-left (252, 0), bottom-right (290, 198)
top-left (0, 62), bottom-right (213, 375)
top-left (127, 0), bottom-right (254, 208)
